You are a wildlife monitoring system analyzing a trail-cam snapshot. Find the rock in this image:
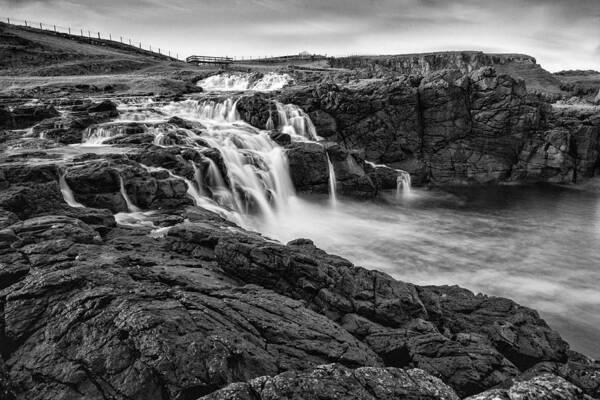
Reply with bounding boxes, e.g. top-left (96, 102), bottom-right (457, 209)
top-left (64, 159), bottom-right (192, 212)
top-left (201, 364), bottom-right (460, 400)
top-left (285, 142), bottom-right (329, 192)
top-left (465, 373), bottom-right (588, 400)
top-left (167, 116), bottom-right (206, 131)
top-left (325, 144), bottom-right (377, 197)
top-left (0, 105), bottom-right (59, 129)
top-left (1, 216), bottom-right (383, 400)
top-left (269, 131), bottom-right (291, 146)
top-left (236, 95), bottom-right (279, 130)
